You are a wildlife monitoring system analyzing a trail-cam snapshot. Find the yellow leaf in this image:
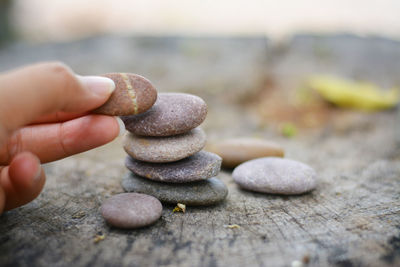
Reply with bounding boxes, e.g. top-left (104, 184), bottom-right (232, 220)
top-left (308, 75), bottom-right (399, 111)
top-left (93, 234), bottom-right (106, 243)
top-left (173, 203), bottom-right (186, 213)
